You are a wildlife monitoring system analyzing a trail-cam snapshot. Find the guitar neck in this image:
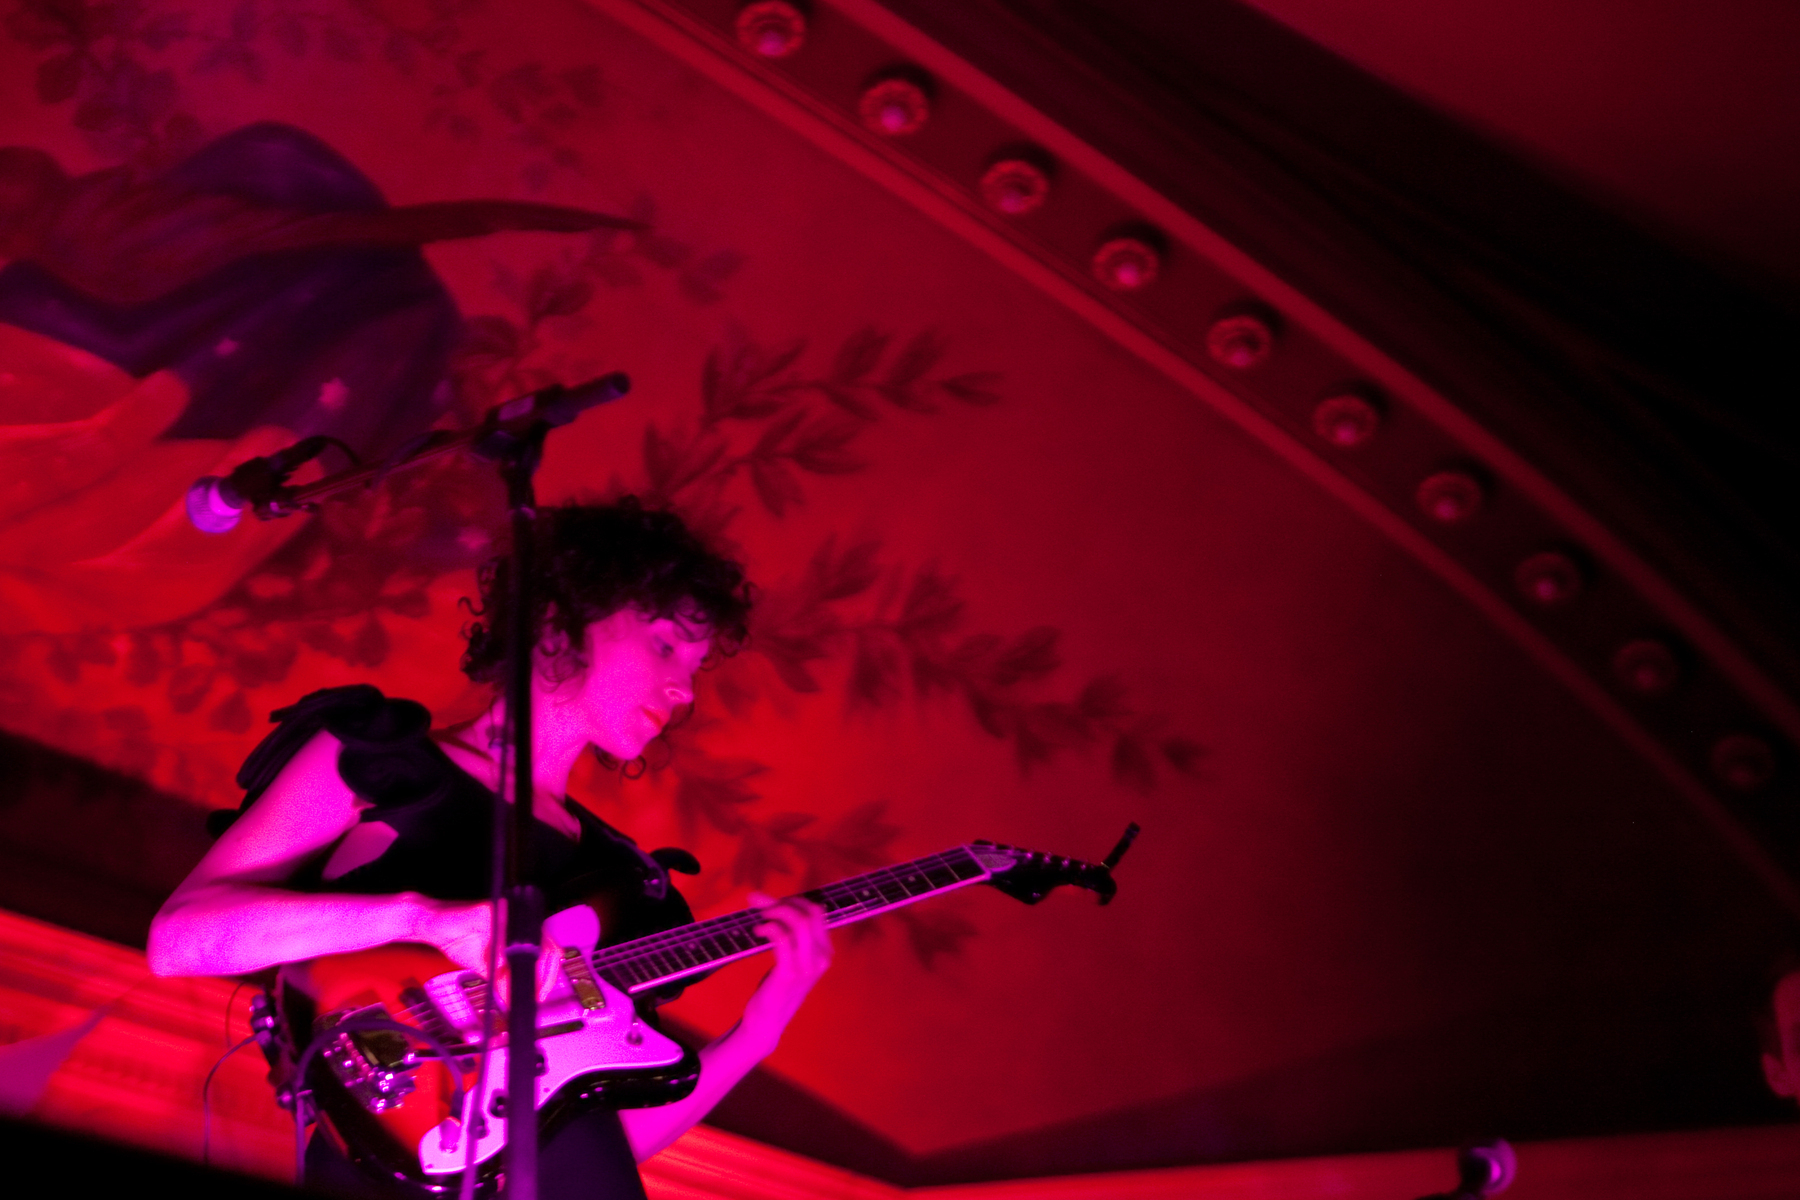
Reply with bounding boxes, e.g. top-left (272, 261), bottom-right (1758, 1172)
top-left (591, 845), bottom-right (996, 994)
